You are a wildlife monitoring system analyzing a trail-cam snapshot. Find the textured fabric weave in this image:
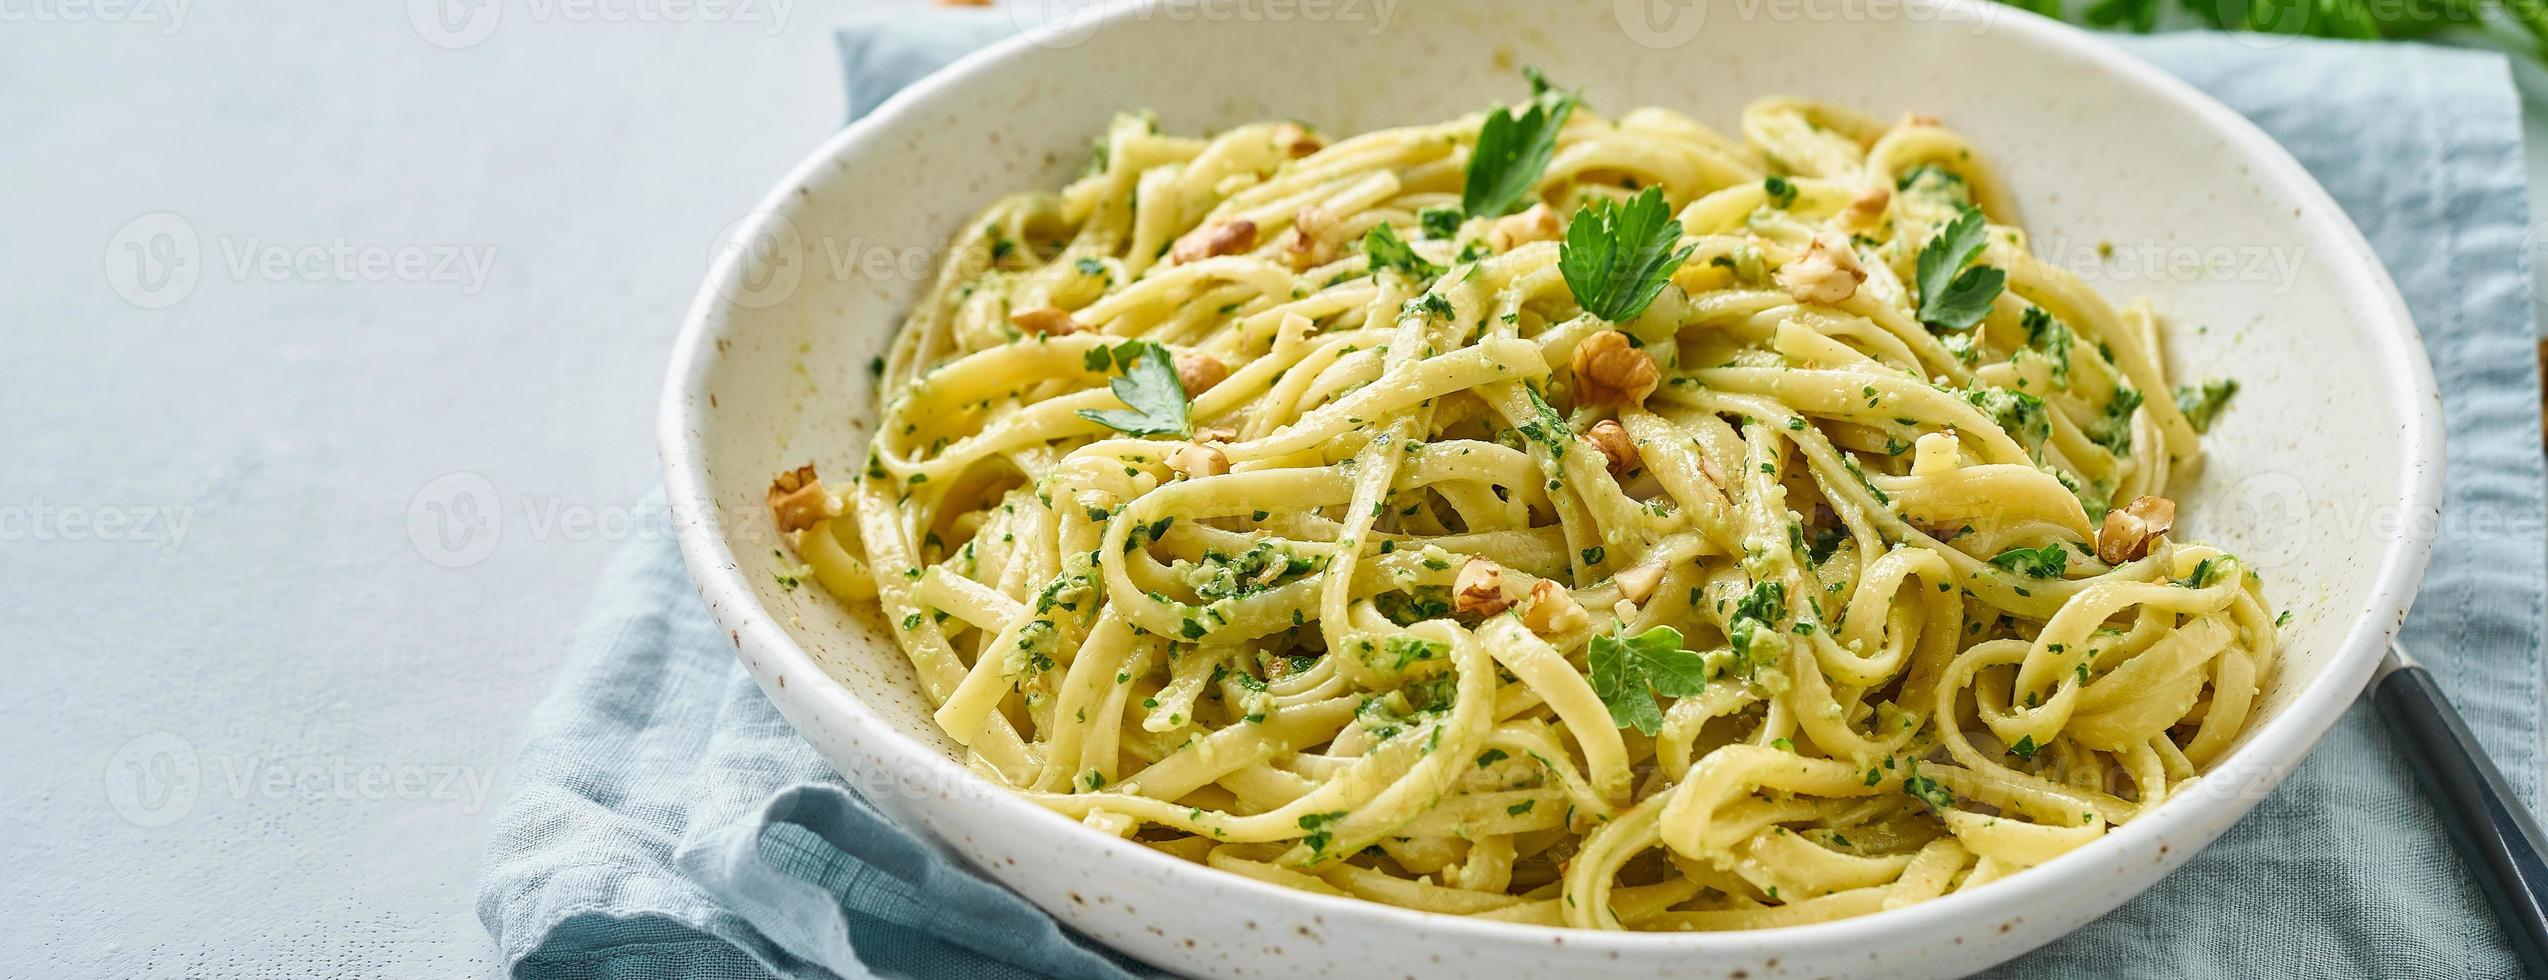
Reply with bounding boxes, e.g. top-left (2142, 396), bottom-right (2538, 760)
top-left (476, 18), bottom-right (2545, 979)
